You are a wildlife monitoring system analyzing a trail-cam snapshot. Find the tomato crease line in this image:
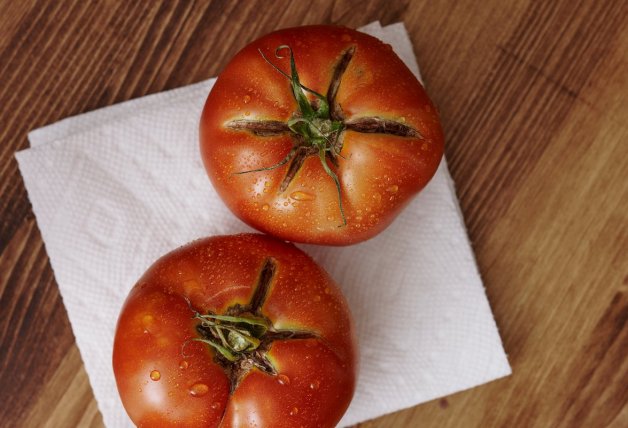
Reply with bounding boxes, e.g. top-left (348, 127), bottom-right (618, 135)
top-left (226, 119), bottom-right (290, 136)
top-left (345, 116), bottom-right (423, 138)
top-left (327, 46), bottom-right (356, 121)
